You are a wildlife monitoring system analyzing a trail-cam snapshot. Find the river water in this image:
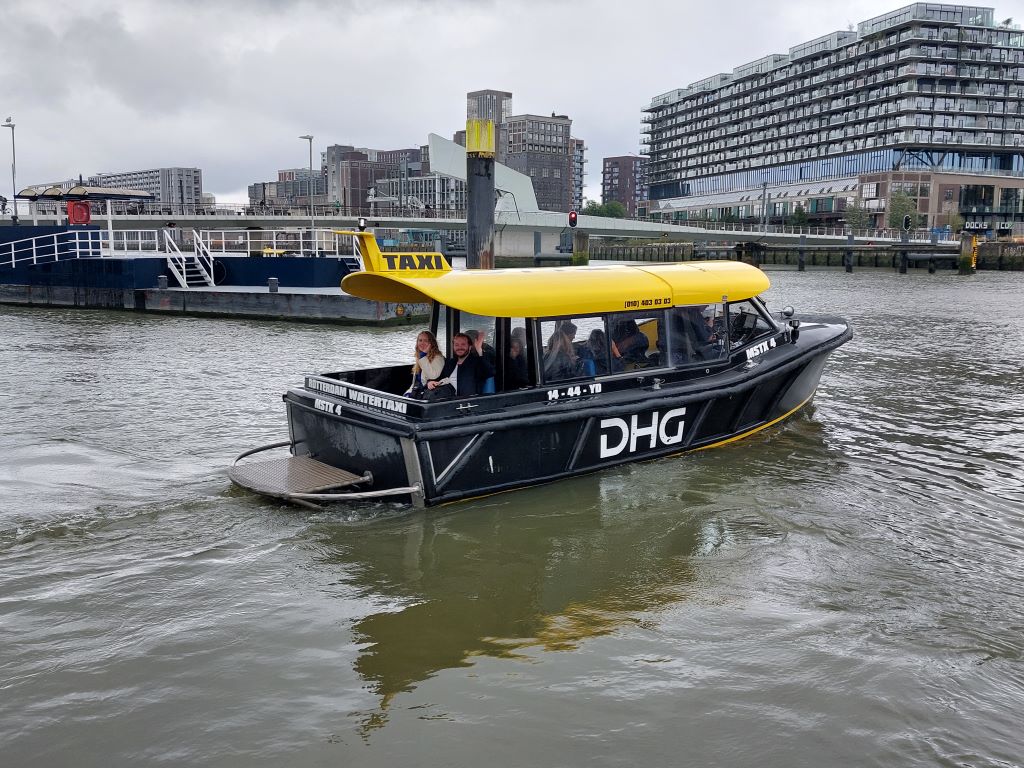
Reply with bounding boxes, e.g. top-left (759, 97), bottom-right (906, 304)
top-left (1, 268), bottom-right (1022, 767)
